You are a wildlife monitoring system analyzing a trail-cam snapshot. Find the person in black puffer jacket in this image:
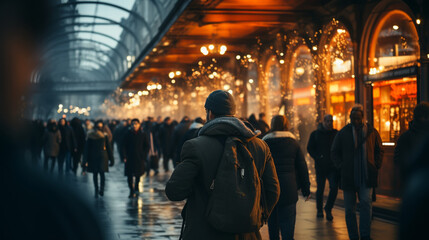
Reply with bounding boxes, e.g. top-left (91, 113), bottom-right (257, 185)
top-left (263, 115), bottom-right (310, 240)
